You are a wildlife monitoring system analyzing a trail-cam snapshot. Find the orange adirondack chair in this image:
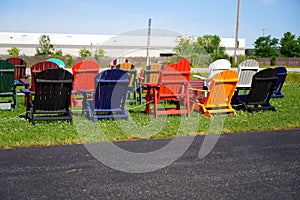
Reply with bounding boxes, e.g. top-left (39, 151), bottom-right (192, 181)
top-left (71, 59), bottom-right (100, 107)
top-left (190, 70), bottom-right (238, 117)
top-left (21, 61), bottom-right (60, 106)
top-left (6, 57), bottom-right (28, 87)
top-left (144, 58), bottom-right (191, 119)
